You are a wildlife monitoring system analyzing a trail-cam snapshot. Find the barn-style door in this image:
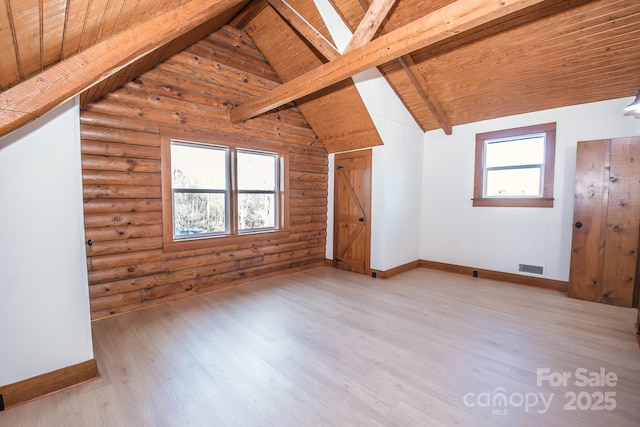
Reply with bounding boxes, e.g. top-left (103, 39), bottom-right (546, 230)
top-left (569, 137), bottom-right (640, 308)
top-left (333, 150), bottom-right (371, 275)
